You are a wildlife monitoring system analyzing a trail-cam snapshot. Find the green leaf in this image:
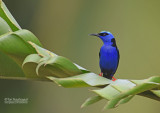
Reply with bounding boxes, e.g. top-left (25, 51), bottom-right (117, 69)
top-left (47, 73), bottom-right (112, 88)
top-left (22, 54), bottom-right (41, 67)
top-left (81, 96), bottom-right (102, 108)
top-left (0, 29), bottom-right (42, 78)
top-left (48, 76), bottom-right (90, 87)
top-left (0, 30), bottom-right (42, 58)
top-left (28, 41), bottom-right (54, 57)
top-left (151, 90), bottom-right (160, 97)
top-left (45, 56), bottom-right (83, 76)
top-left (24, 42), bottom-right (83, 78)
top-left (0, 51), bottom-right (25, 77)
top-left (93, 85), bottom-right (121, 100)
top-left (118, 95), bottom-right (134, 105)
top-left (0, 17), bottom-right (11, 35)
top-left (0, 1), bottom-right (21, 31)
top-left (101, 76), bottom-right (160, 109)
